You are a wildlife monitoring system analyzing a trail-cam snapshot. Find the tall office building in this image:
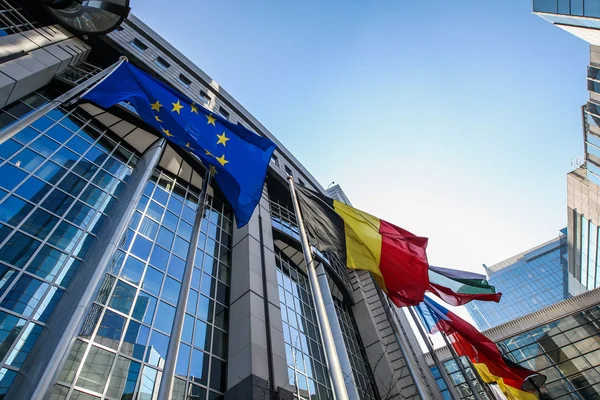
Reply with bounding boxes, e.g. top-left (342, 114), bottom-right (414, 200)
top-left (421, 5), bottom-right (600, 399)
top-left (326, 184), bottom-right (352, 207)
top-left (465, 230), bottom-right (571, 330)
top-left (428, 288), bottom-right (600, 400)
top-left (532, 0), bottom-right (600, 299)
top-left (0, 2), bottom-right (443, 399)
